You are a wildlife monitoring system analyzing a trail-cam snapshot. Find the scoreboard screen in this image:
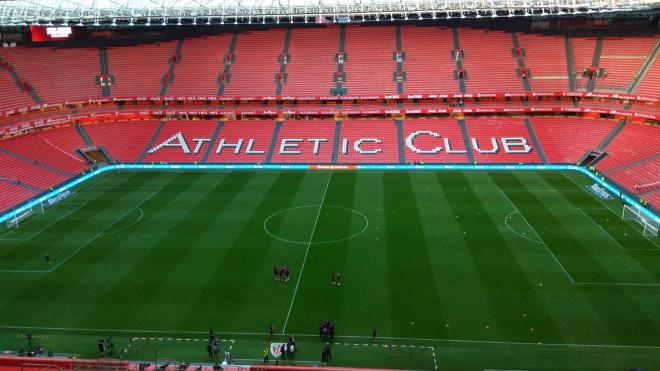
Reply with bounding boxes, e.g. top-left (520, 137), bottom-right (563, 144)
top-left (30, 25), bottom-right (86, 42)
